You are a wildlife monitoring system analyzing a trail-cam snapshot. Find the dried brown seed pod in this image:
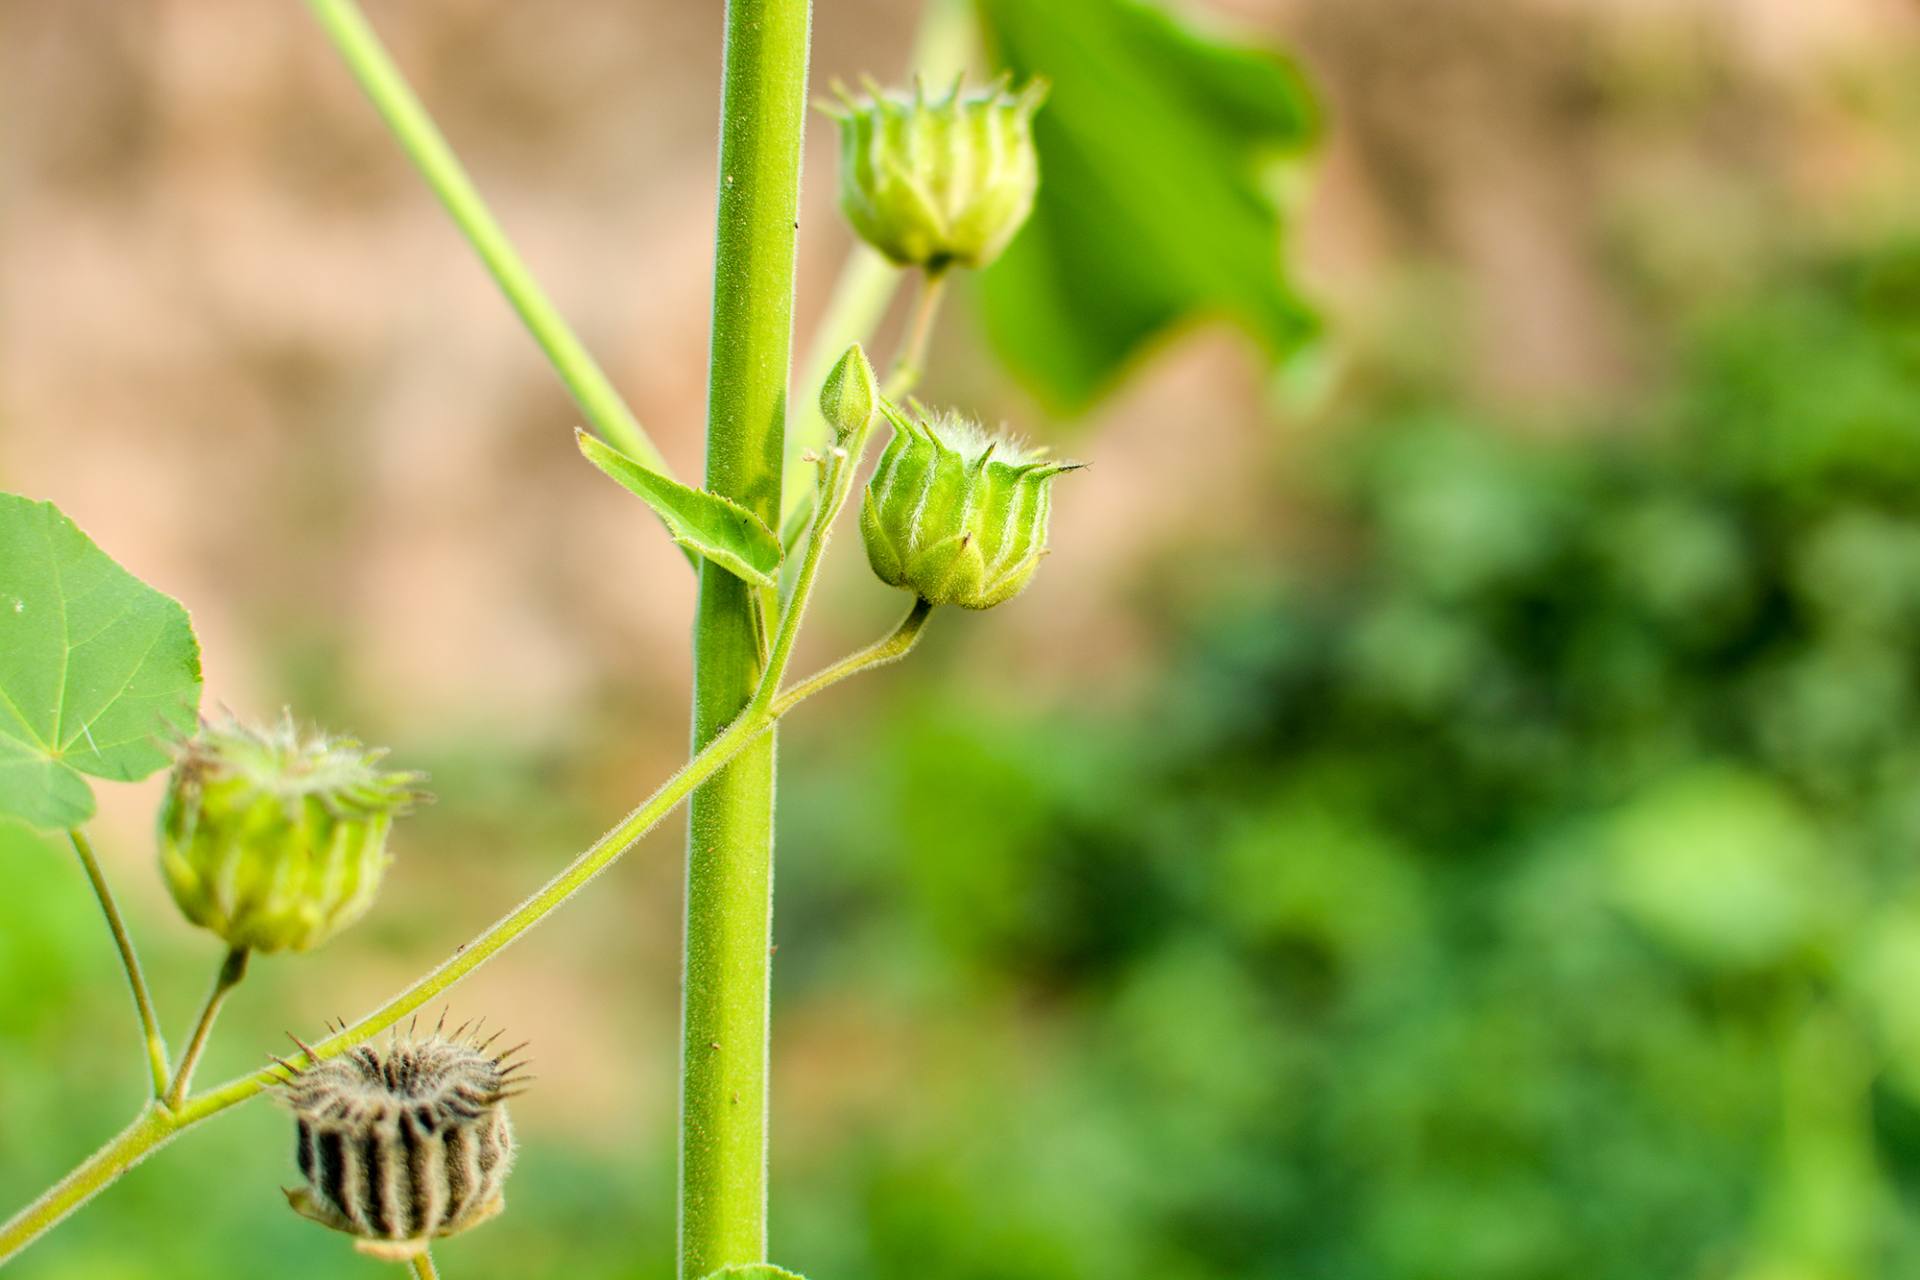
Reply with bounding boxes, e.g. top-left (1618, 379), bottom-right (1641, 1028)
top-left (279, 1023), bottom-right (527, 1260)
